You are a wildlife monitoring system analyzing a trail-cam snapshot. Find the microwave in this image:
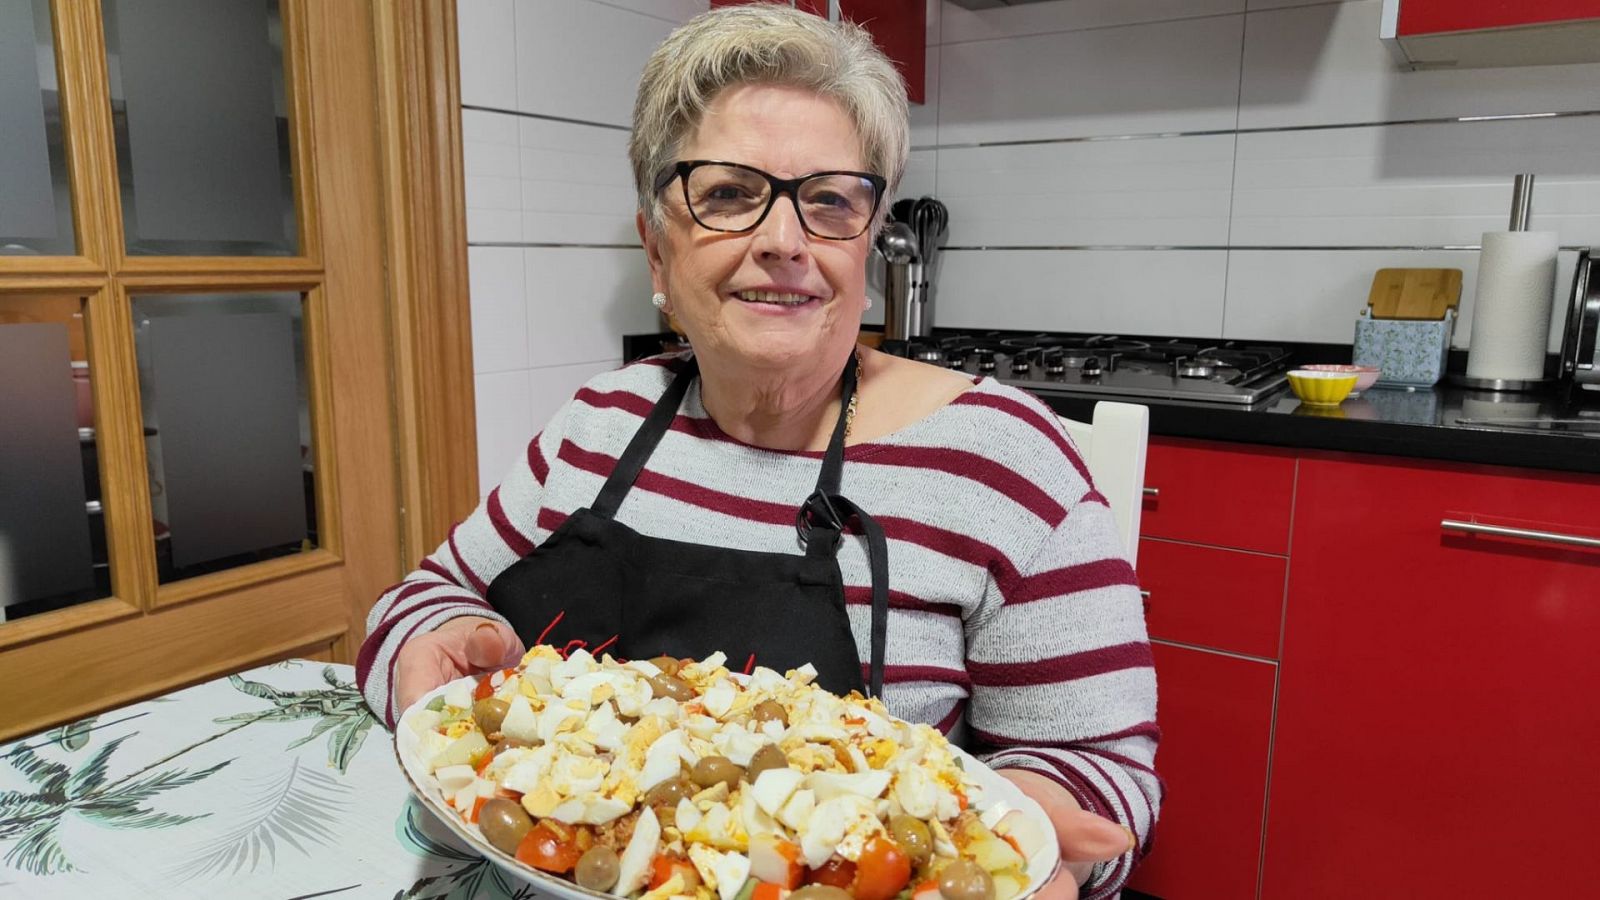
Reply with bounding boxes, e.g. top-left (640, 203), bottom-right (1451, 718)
top-left (1559, 248), bottom-right (1600, 391)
